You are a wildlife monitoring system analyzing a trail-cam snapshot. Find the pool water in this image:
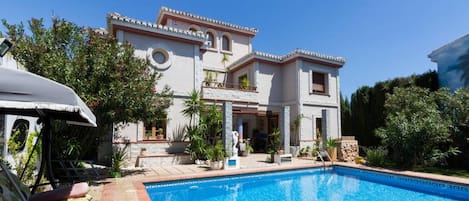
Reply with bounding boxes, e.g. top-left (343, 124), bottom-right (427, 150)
top-left (145, 167), bottom-right (469, 201)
